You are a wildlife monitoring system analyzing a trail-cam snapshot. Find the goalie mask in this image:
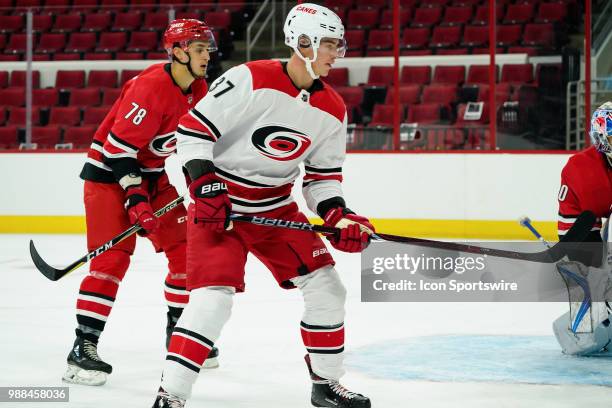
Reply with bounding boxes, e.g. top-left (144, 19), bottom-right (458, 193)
top-left (283, 3), bottom-right (346, 80)
top-left (590, 101), bottom-right (612, 163)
